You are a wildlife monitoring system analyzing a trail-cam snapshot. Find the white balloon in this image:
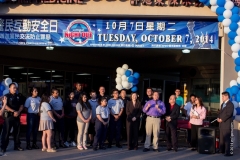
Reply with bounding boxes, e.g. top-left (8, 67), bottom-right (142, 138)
top-left (224, 1), bottom-right (234, 10)
top-left (231, 43), bottom-right (240, 52)
top-left (223, 10), bottom-right (232, 19)
top-left (3, 89), bottom-right (9, 95)
top-left (232, 101), bottom-right (239, 109)
top-left (236, 28), bottom-right (240, 35)
top-left (13, 82), bottom-right (18, 88)
top-left (233, 109), bottom-right (237, 116)
top-left (222, 19), bottom-right (231, 27)
top-left (235, 36), bottom-right (240, 44)
top-left (116, 67), bottom-right (121, 74)
top-left (238, 22), bottom-right (240, 27)
top-left (238, 71), bottom-right (240, 77)
top-left (210, 0), bottom-right (217, 6)
top-left (224, 27), bottom-right (231, 34)
top-left (230, 80), bottom-right (238, 87)
top-left (116, 84), bottom-right (123, 91)
top-left (237, 77), bottom-right (240, 84)
top-left (234, 115), bottom-right (240, 122)
top-left (115, 77), bottom-right (122, 84)
top-left (232, 52), bottom-right (239, 59)
top-left (121, 75), bottom-right (128, 81)
top-left (128, 69), bottom-right (133, 75)
top-left (211, 5), bottom-right (218, 12)
top-left (122, 81), bottom-right (130, 89)
top-left (122, 64), bottom-right (129, 70)
top-left (4, 78), bottom-right (12, 87)
top-left (116, 74), bottom-right (121, 78)
top-left (129, 83), bottom-right (133, 89)
top-left (119, 68), bottom-right (126, 75)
